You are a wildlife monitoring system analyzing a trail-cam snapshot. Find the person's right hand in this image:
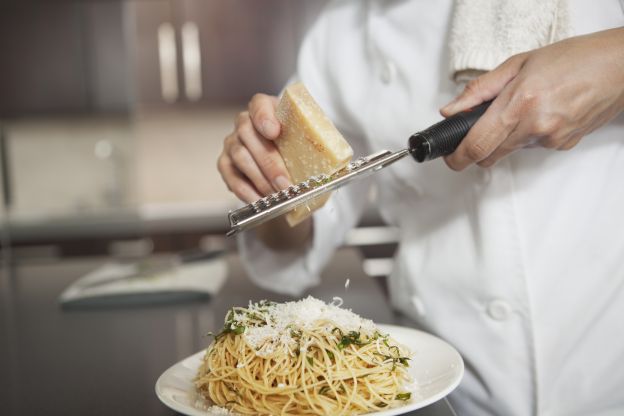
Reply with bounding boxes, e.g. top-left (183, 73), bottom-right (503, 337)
top-left (218, 93), bottom-right (292, 203)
